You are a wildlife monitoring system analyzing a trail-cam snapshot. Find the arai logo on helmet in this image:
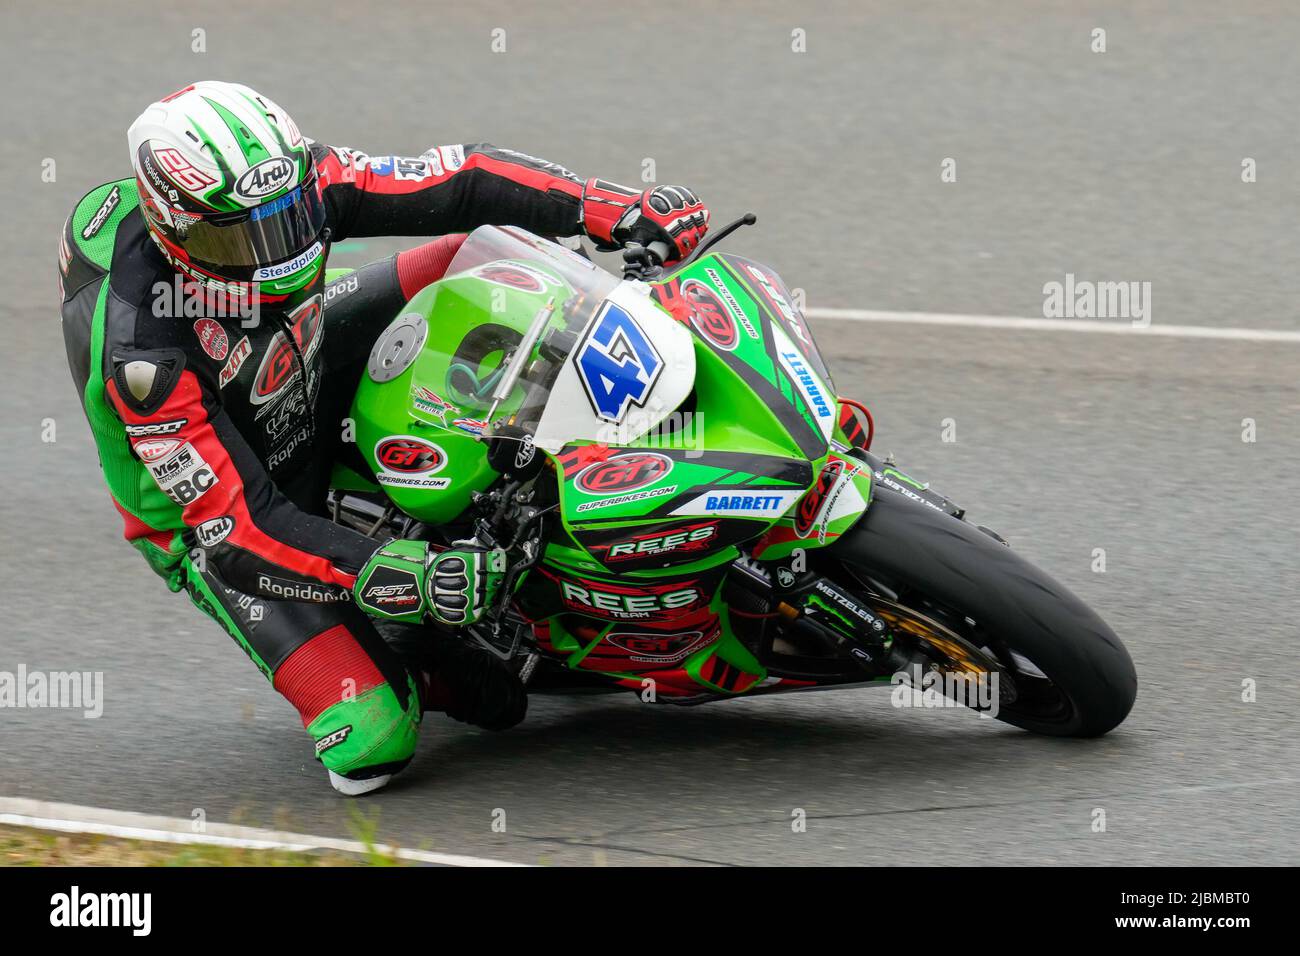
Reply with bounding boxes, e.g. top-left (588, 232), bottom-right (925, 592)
top-left (234, 157), bottom-right (296, 200)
